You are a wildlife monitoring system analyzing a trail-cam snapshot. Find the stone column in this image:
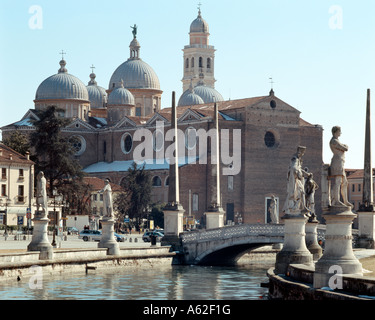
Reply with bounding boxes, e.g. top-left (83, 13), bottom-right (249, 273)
top-left (205, 102), bottom-right (225, 229)
top-left (27, 215), bottom-right (53, 260)
top-left (274, 213), bottom-right (313, 274)
top-left (305, 217), bottom-right (322, 261)
top-left (358, 89), bottom-right (375, 248)
top-left (313, 205), bottom-right (362, 288)
top-left (162, 91), bottom-right (185, 248)
top-left (98, 216), bottom-right (120, 255)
